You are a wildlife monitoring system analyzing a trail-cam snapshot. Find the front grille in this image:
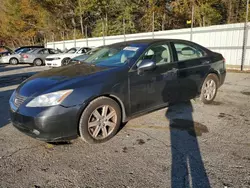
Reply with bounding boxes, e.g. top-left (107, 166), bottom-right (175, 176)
top-left (46, 58), bottom-right (54, 61)
top-left (14, 93), bottom-right (27, 108)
